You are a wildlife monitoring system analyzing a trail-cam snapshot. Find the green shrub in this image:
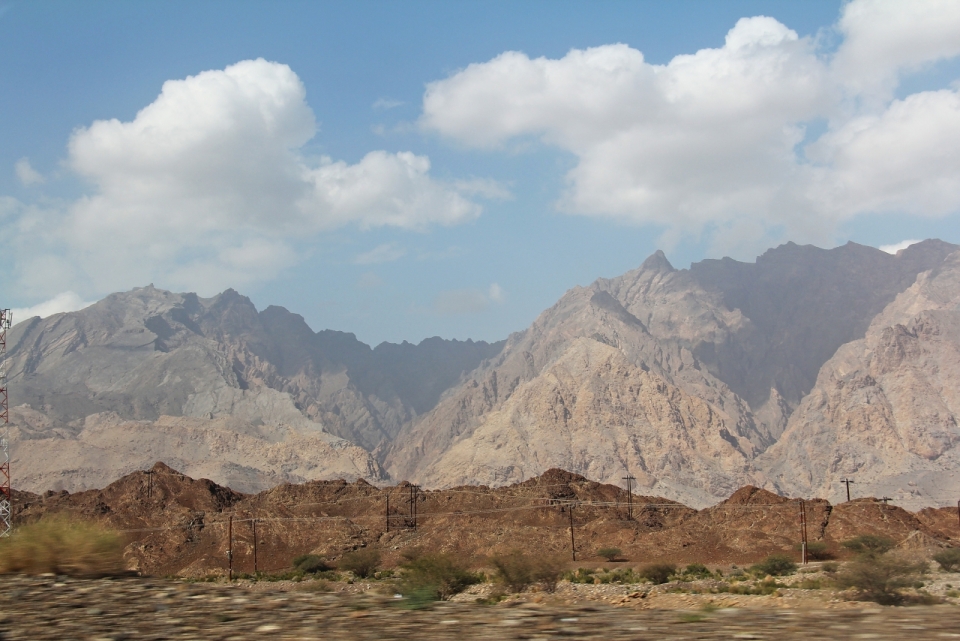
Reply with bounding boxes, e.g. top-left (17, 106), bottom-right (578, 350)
top-left (0, 517), bottom-right (124, 576)
top-left (339, 548), bottom-right (381, 579)
top-left (842, 535), bottom-right (895, 559)
top-left (680, 563), bottom-right (713, 579)
top-left (821, 561), bottom-right (839, 574)
top-left (597, 547), bottom-right (623, 562)
top-left (566, 567), bottom-right (596, 584)
top-left (639, 563), bottom-right (676, 585)
top-left (933, 548), bottom-right (960, 572)
top-left (836, 556), bottom-right (928, 605)
top-left (795, 541), bottom-right (833, 561)
top-left (292, 554), bottom-right (333, 573)
top-left (490, 550), bottom-right (565, 593)
top-left (749, 555), bottom-right (796, 577)
top-left (399, 553), bottom-right (481, 601)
